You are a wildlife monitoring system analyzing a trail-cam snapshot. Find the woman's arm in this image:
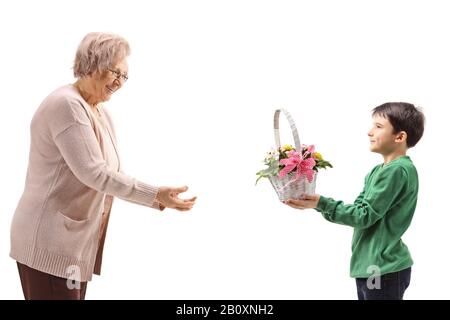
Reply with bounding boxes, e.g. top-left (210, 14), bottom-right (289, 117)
top-left (52, 100), bottom-right (194, 210)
